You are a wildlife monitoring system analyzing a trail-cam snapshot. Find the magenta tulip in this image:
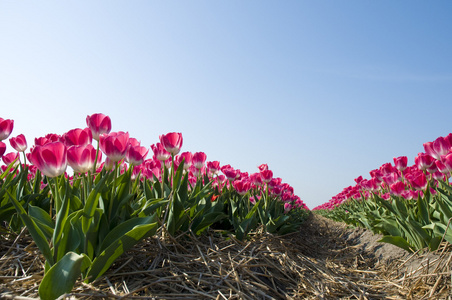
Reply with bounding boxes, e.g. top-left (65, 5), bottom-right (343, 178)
top-left (409, 172), bottom-right (428, 191)
top-left (159, 132), bottom-right (183, 156)
top-left (0, 118), bottom-right (14, 141)
top-left (176, 151), bottom-right (193, 170)
top-left (258, 164), bottom-right (268, 172)
top-left (192, 152), bottom-right (207, 169)
top-left (29, 142), bottom-right (67, 177)
top-left (63, 128), bottom-right (92, 147)
top-left (232, 179), bottom-right (251, 195)
top-left (415, 153), bottom-right (435, 171)
top-left (0, 142), bottom-right (6, 158)
top-left (207, 161), bottom-right (220, 175)
top-left (99, 131), bottom-right (130, 162)
top-left (151, 143), bottom-right (171, 162)
top-left (424, 136), bottom-right (451, 161)
top-left (86, 113), bottom-right (112, 141)
top-left (393, 156), bottom-right (408, 172)
top-left (9, 134), bottom-right (27, 152)
top-left (390, 181), bottom-right (406, 197)
top-left (126, 145), bottom-right (149, 166)
top-left (67, 144), bottom-right (97, 174)
top-left (260, 169), bottom-right (273, 183)
top-left (2, 152), bottom-right (19, 166)
top-left (222, 168), bottom-right (238, 181)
